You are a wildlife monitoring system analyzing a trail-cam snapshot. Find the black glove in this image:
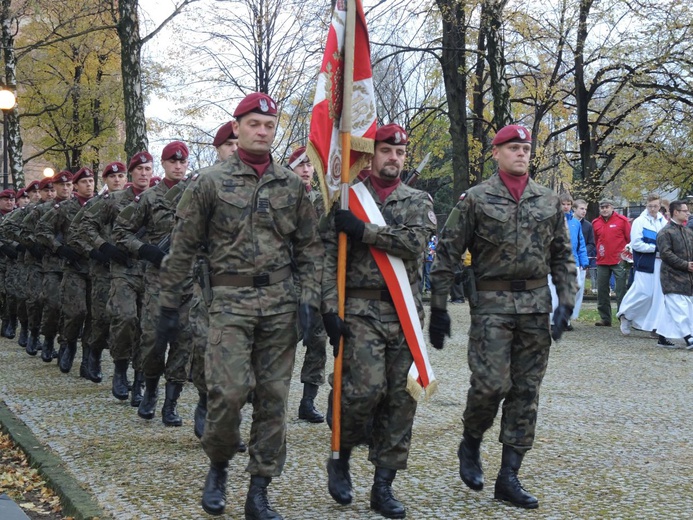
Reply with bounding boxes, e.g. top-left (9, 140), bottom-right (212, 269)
top-left (16, 244), bottom-right (26, 254)
top-left (0, 244), bottom-right (18, 260)
top-left (89, 248), bottom-right (110, 264)
top-left (156, 306), bottom-right (180, 348)
top-left (429, 308), bottom-right (451, 350)
top-left (335, 209), bottom-right (365, 241)
top-left (29, 244), bottom-right (44, 260)
top-left (298, 303), bottom-right (318, 343)
top-left (100, 242), bottom-right (130, 266)
top-left (322, 312), bottom-right (348, 357)
top-left (551, 304), bottom-right (573, 341)
top-left (57, 245), bottom-right (80, 262)
top-left (139, 243), bottom-right (165, 268)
